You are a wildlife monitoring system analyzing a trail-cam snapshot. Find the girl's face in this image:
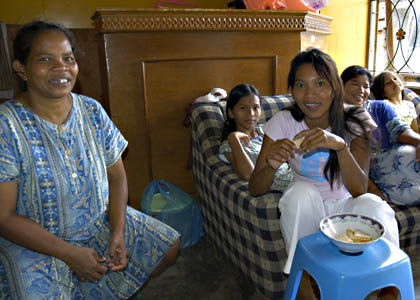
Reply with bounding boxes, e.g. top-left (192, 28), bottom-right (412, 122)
top-left (228, 94), bottom-right (261, 133)
top-left (383, 72), bottom-right (403, 99)
top-left (14, 30), bottom-right (78, 102)
top-left (292, 63), bottom-right (333, 129)
top-left (344, 74), bottom-right (370, 106)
